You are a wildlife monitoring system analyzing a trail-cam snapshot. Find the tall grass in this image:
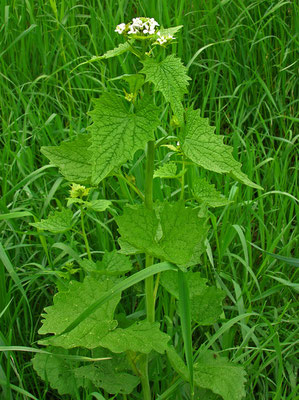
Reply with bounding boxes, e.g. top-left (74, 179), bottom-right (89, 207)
top-left (0, 1), bottom-right (298, 399)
